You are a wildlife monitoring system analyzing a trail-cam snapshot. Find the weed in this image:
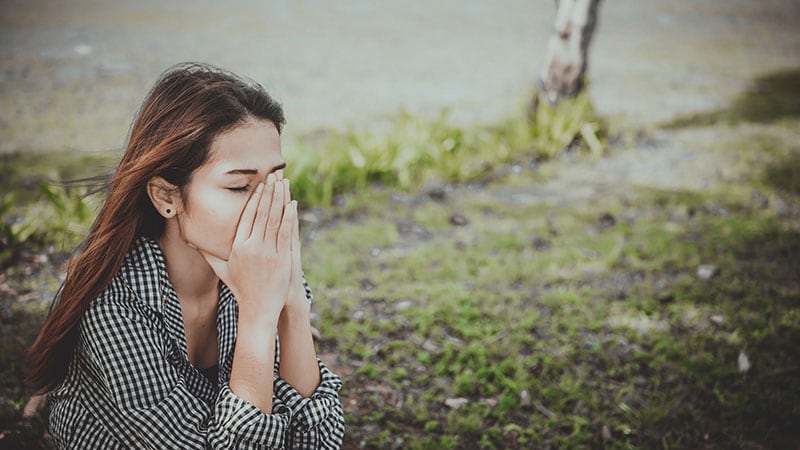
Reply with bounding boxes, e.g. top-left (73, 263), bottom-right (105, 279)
top-left (286, 94), bottom-right (604, 206)
top-left (0, 193), bottom-right (37, 265)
